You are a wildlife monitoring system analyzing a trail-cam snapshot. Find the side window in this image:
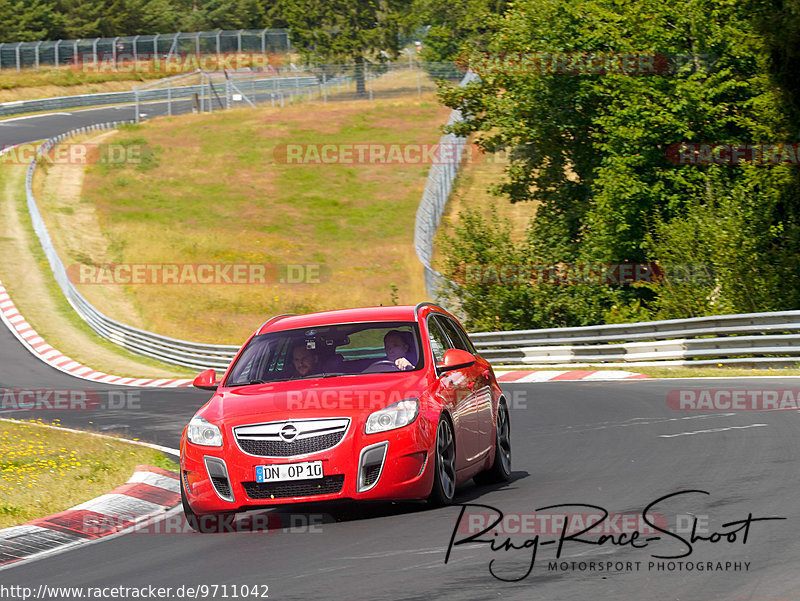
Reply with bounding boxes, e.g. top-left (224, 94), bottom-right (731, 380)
top-left (436, 316), bottom-right (471, 352)
top-left (446, 317), bottom-right (477, 354)
top-left (426, 316), bottom-right (449, 363)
